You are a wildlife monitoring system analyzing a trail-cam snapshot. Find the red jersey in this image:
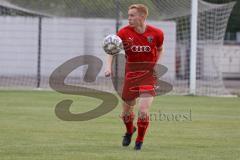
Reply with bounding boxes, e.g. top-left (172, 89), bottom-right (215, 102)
top-left (117, 25), bottom-right (164, 63)
top-left (117, 25), bottom-right (164, 101)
